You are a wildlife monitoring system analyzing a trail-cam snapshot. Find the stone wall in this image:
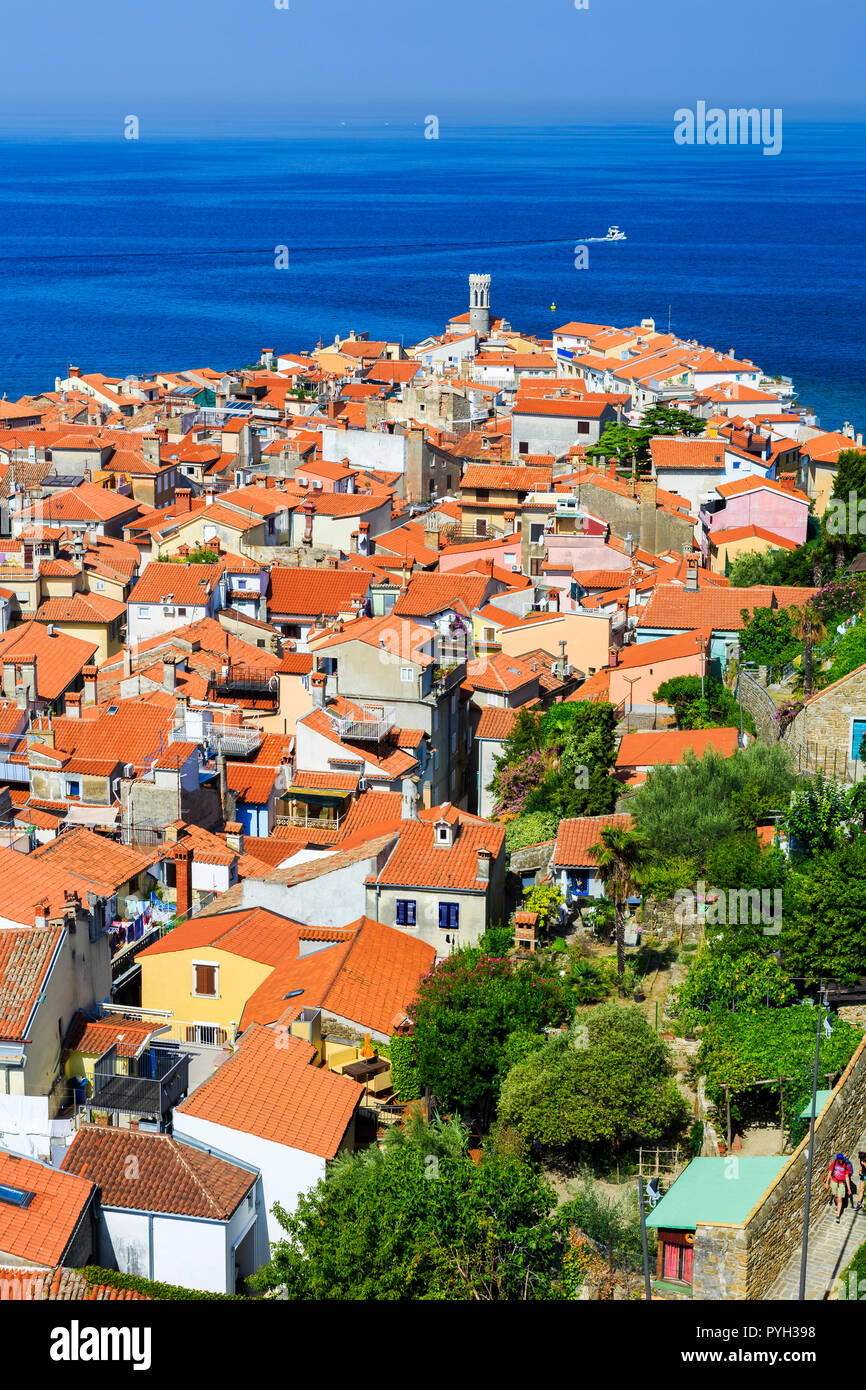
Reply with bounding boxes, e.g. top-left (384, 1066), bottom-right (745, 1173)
top-left (785, 663), bottom-right (866, 775)
top-left (736, 668), bottom-right (780, 743)
top-left (691, 1032), bottom-right (866, 1300)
